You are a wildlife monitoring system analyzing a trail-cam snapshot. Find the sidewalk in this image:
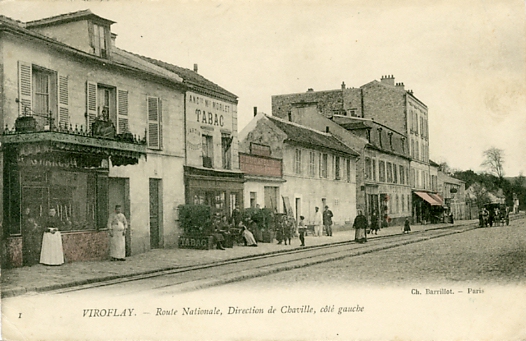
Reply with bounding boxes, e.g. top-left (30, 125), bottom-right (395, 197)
top-left (0, 219), bottom-right (482, 298)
